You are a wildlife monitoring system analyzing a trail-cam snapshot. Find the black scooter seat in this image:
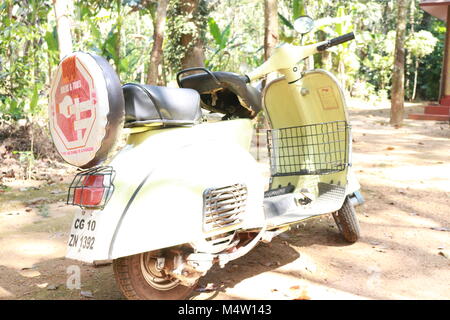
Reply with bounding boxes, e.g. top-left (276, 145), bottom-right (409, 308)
top-left (179, 71), bottom-right (261, 119)
top-left (123, 83), bottom-right (202, 128)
